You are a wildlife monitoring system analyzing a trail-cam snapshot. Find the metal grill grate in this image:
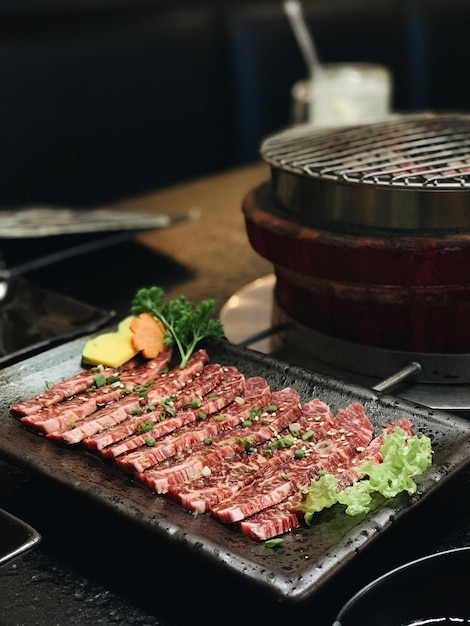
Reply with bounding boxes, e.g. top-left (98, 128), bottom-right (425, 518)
top-left (262, 113), bottom-right (470, 190)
